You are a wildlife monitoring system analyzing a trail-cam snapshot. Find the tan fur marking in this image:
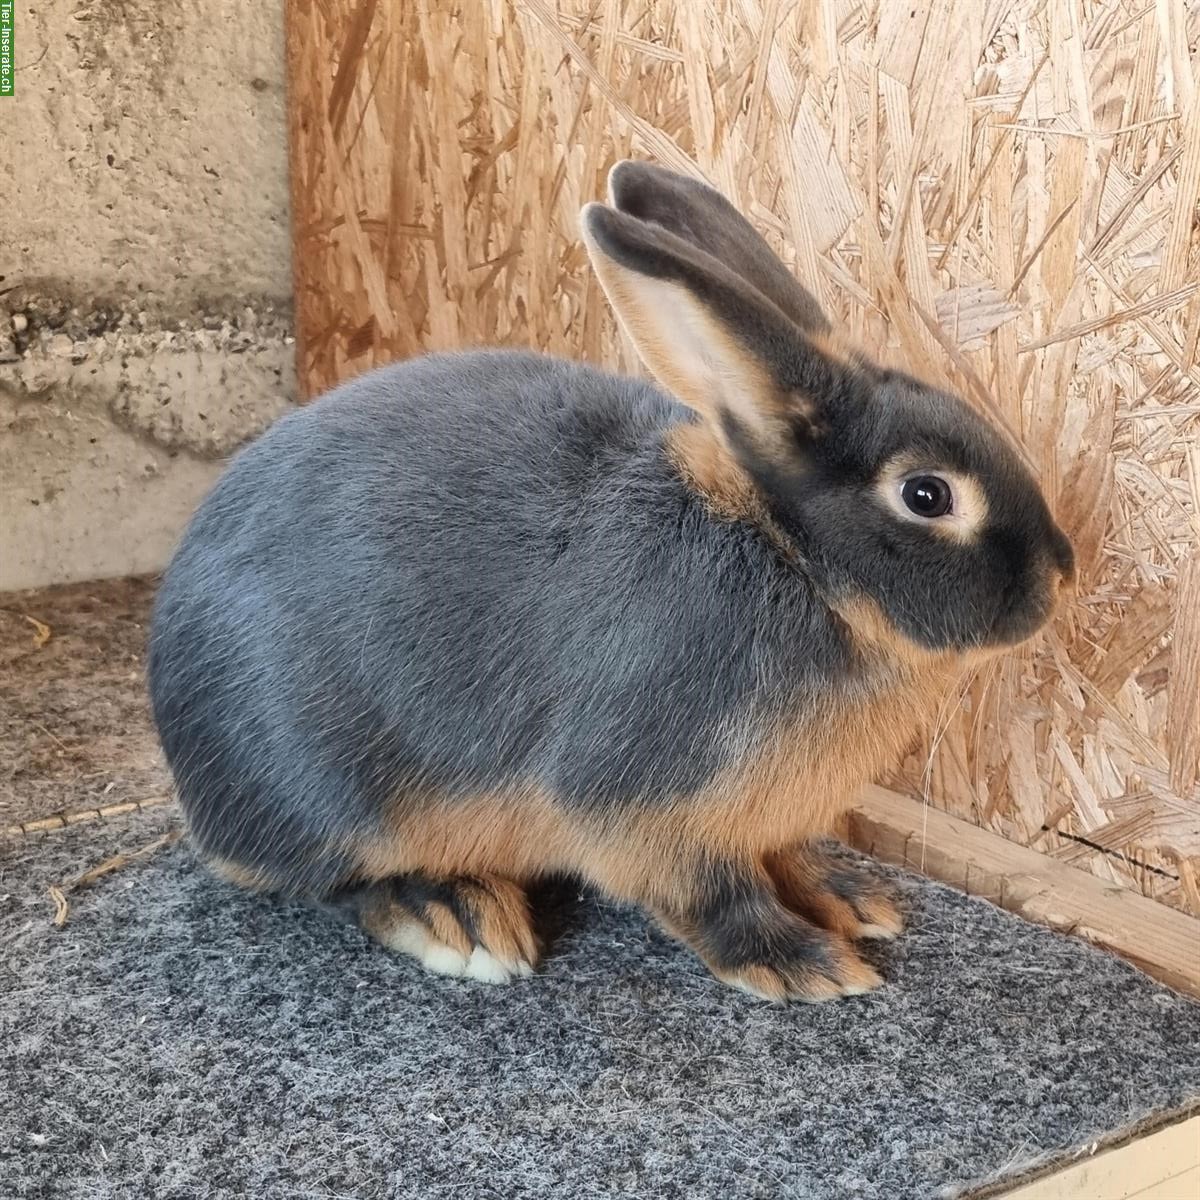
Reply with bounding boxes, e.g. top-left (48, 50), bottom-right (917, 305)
top-left (855, 895), bottom-right (905, 940)
top-left (582, 221), bottom-right (792, 440)
top-left (581, 598), bottom-right (969, 915)
top-left (797, 893), bottom-right (864, 940)
top-left (829, 947), bottom-right (884, 994)
top-left (833, 594), bottom-right (995, 672)
top-left (424, 900), bottom-right (474, 957)
top-left (665, 421), bottom-right (763, 523)
top-left (664, 422), bottom-right (797, 558)
top-left (718, 963), bottom-right (836, 1003)
top-left (354, 791), bottom-right (580, 884)
top-left (771, 871), bottom-right (864, 940)
top-left (466, 877), bottom-right (540, 967)
top-left (672, 672), bottom-right (946, 866)
top-left (585, 260), bottom-right (722, 422)
top-left (349, 620), bottom-right (960, 921)
top-left (352, 874), bottom-right (537, 975)
top-left (874, 457), bottom-right (990, 544)
top-left (645, 905), bottom-right (870, 1004)
top-left (207, 857), bottom-right (279, 893)
top-left (356, 791), bottom-right (712, 930)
